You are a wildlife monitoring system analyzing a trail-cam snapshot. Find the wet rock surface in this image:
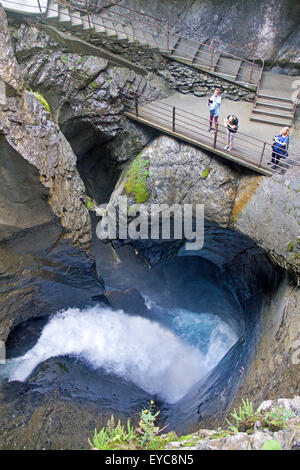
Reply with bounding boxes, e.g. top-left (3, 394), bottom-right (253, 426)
top-left (0, 220), bottom-right (104, 344)
top-left (108, 134), bottom-right (300, 276)
top-left (0, 362), bottom-right (151, 450)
